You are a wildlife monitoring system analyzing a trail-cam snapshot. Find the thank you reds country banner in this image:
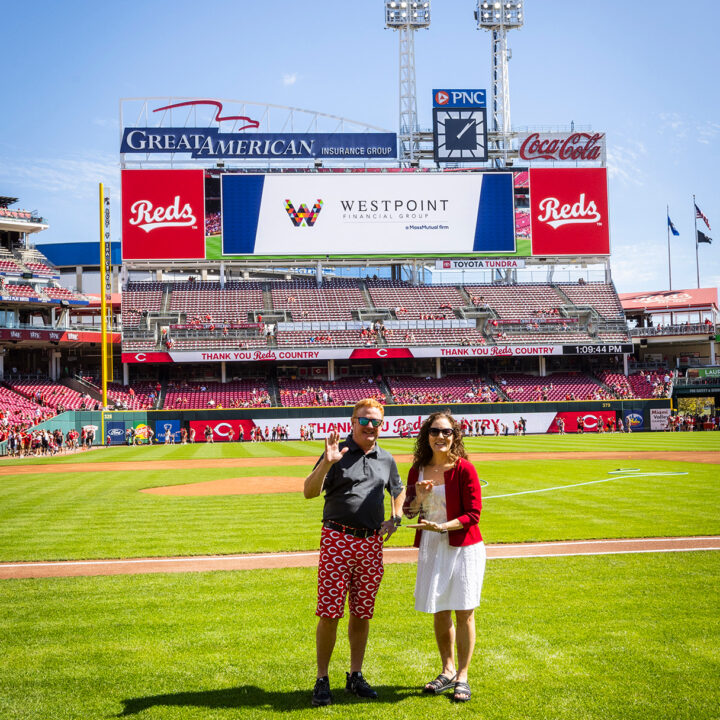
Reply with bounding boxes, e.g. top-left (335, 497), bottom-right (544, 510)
top-left (529, 168), bottom-right (610, 256)
top-left (122, 169), bottom-right (206, 260)
top-left (221, 173), bottom-right (515, 256)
